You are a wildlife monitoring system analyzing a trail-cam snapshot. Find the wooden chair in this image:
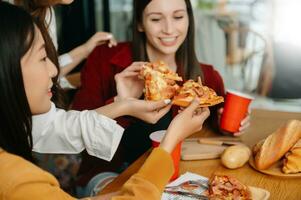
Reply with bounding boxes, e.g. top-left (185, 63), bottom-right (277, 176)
top-left (222, 26), bottom-right (267, 93)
